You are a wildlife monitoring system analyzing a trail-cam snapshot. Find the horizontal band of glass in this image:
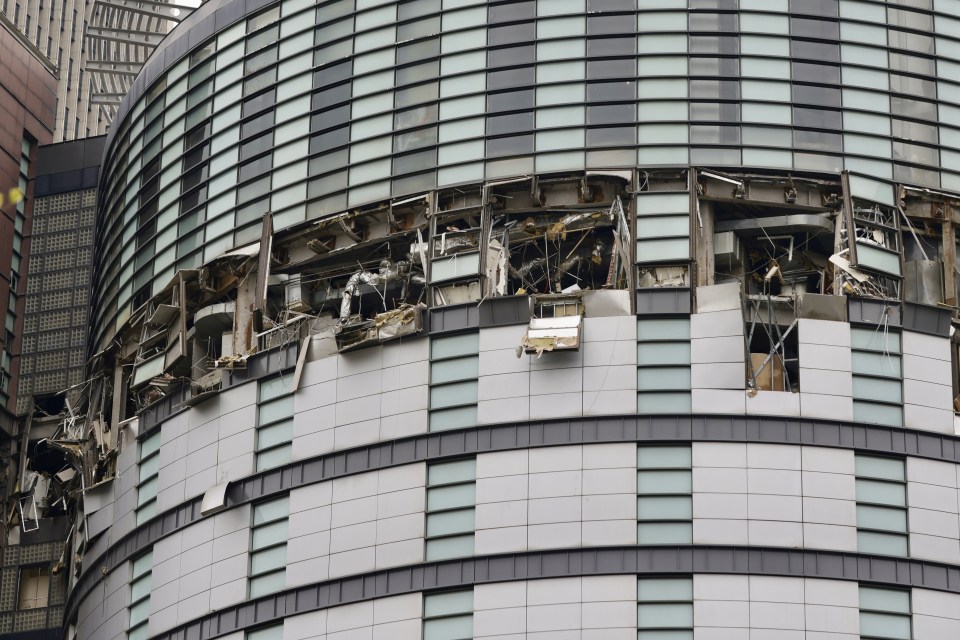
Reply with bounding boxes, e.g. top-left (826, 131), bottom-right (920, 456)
top-left (135, 500), bottom-right (157, 526)
top-left (850, 327), bottom-right (901, 353)
top-left (848, 175), bottom-right (897, 208)
top-left (251, 544), bottom-right (288, 576)
top-left (259, 373), bottom-right (293, 402)
top-left (859, 611), bottom-right (911, 639)
top-left (432, 332), bottom-right (479, 359)
top-left (132, 551), bottom-right (153, 580)
top-left (137, 477), bottom-right (159, 507)
top-left (431, 380), bottom-right (478, 409)
top-left (852, 376), bottom-right (903, 404)
top-left (139, 453), bottom-right (160, 483)
top-left (425, 590), bottom-right (473, 618)
top-left (128, 622), bottom-right (149, 640)
top-left (258, 418), bottom-right (294, 450)
top-left (637, 521), bottom-right (693, 544)
top-left (428, 458), bottom-right (477, 486)
top-left (427, 508), bottom-right (476, 538)
top-left (430, 405), bottom-right (478, 431)
top-left (637, 237), bottom-right (690, 262)
top-left (247, 624), bottom-right (283, 640)
top-left (423, 614), bottom-right (473, 640)
top-left (855, 455), bottom-right (905, 482)
top-left (637, 342), bottom-right (691, 366)
top-left (638, 602), bottom-right (693, 629)
top-left (252, 519), bottom-right (290, 550)
top-left (856, 478), bottom-right (906, 507)
top-left (431, 355), bottom-right (479, 385)
top-left (637, 215), bottom-right (689, 239)
top-left (638, 366), bottom-right (691, 391)
top-left (257, 443), bottom-right (293, 471)
top-left (639, 496), bottom-right (693, 520)
top-left (638, 521), bottom-right (693, 545)
top-left (426, 533), bottom-right (475, 561)
top-left (638, 391), bottom-right (692, 414)
top-left (638, 578), bottom-right (693, 602)
top-left (249, 569), bottom-right (286, 598)
top-left (259, 394), bottom-right (295, 424)
top-left (428, 483), bottom-right (476, 511)
top-left (636, 192), bottom-right (689, 216)
top-left (638, 470), bottom-right (692, 494)
top-left (131, 574), bottom-right (152, 603)
top-left (638, 446), bottom-right (691, 469)
top-left (140, 432), bottom-right (161, 459)
top-left (637, 631), bottom-right (694, 640)
top-left (129, 598), bottom-right (151, 627)
top-left (857, 504), bottom-right (907, 533)
top-left (857, 530), bottom-right (909, 557)
top-left (637, 318), bottom-right (690, 341)
top-left (253, 496), bottom-right (290, 526)
top-left (853, 401), bottom-right (904, 428)
top-left (860, 586), bottom-right (911, 614)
